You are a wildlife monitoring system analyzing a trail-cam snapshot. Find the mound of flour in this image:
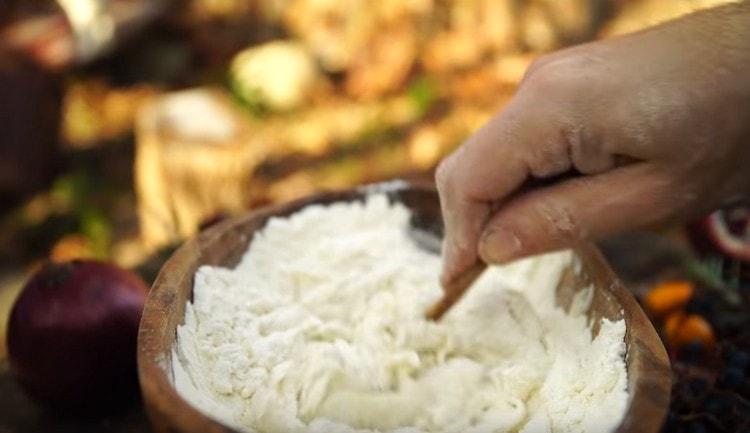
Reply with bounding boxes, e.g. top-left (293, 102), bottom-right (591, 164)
top-left (173, 194), bottom-right (628, 433)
